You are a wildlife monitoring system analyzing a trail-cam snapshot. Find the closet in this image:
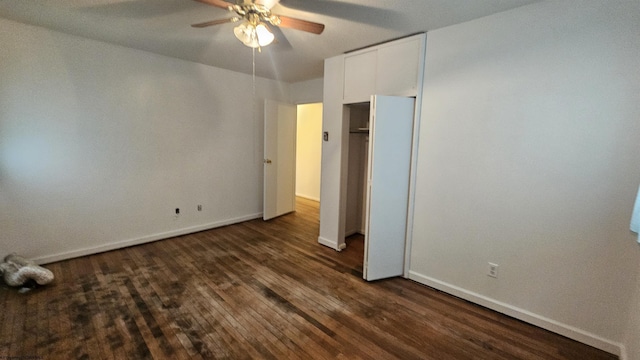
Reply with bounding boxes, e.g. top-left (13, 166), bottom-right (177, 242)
top-left (345, 103), bottom-right (369, 237)
top-left (345, 96), bottom-right (415, 281)
top-left (318, 33), bottom-right (426, 281)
